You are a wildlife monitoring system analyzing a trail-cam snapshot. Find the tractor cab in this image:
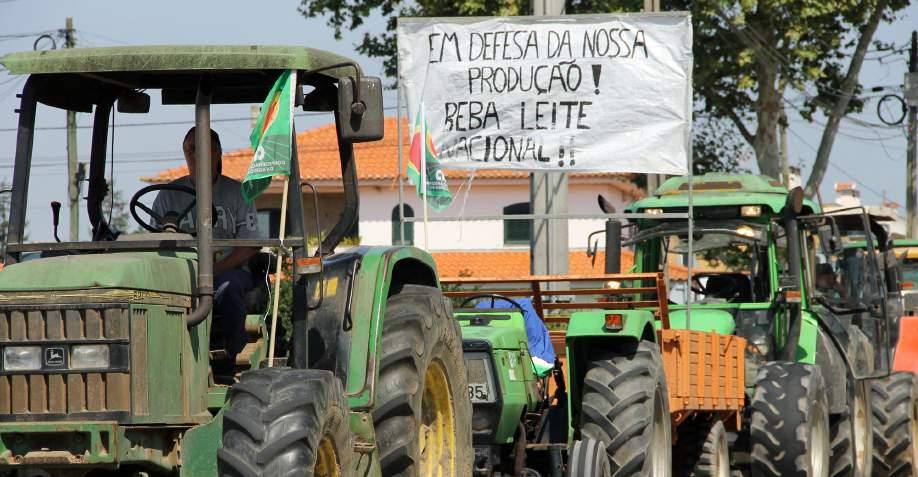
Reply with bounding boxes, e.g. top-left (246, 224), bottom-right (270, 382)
top-left (0, 45), bottom-right (402, 475)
